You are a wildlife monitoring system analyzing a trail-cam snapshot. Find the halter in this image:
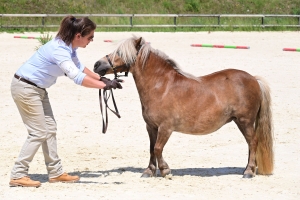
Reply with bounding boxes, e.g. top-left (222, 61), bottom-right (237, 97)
top-left (105, 55), bottom-right (130, 79)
